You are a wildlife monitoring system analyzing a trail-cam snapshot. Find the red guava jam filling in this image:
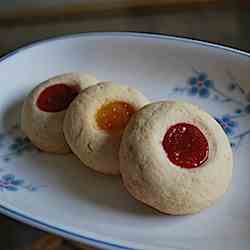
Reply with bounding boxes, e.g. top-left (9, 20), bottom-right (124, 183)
top-left (36, 84), bottom-right (79, 112)
top-left (162, 123), bottom-right (209, 169)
